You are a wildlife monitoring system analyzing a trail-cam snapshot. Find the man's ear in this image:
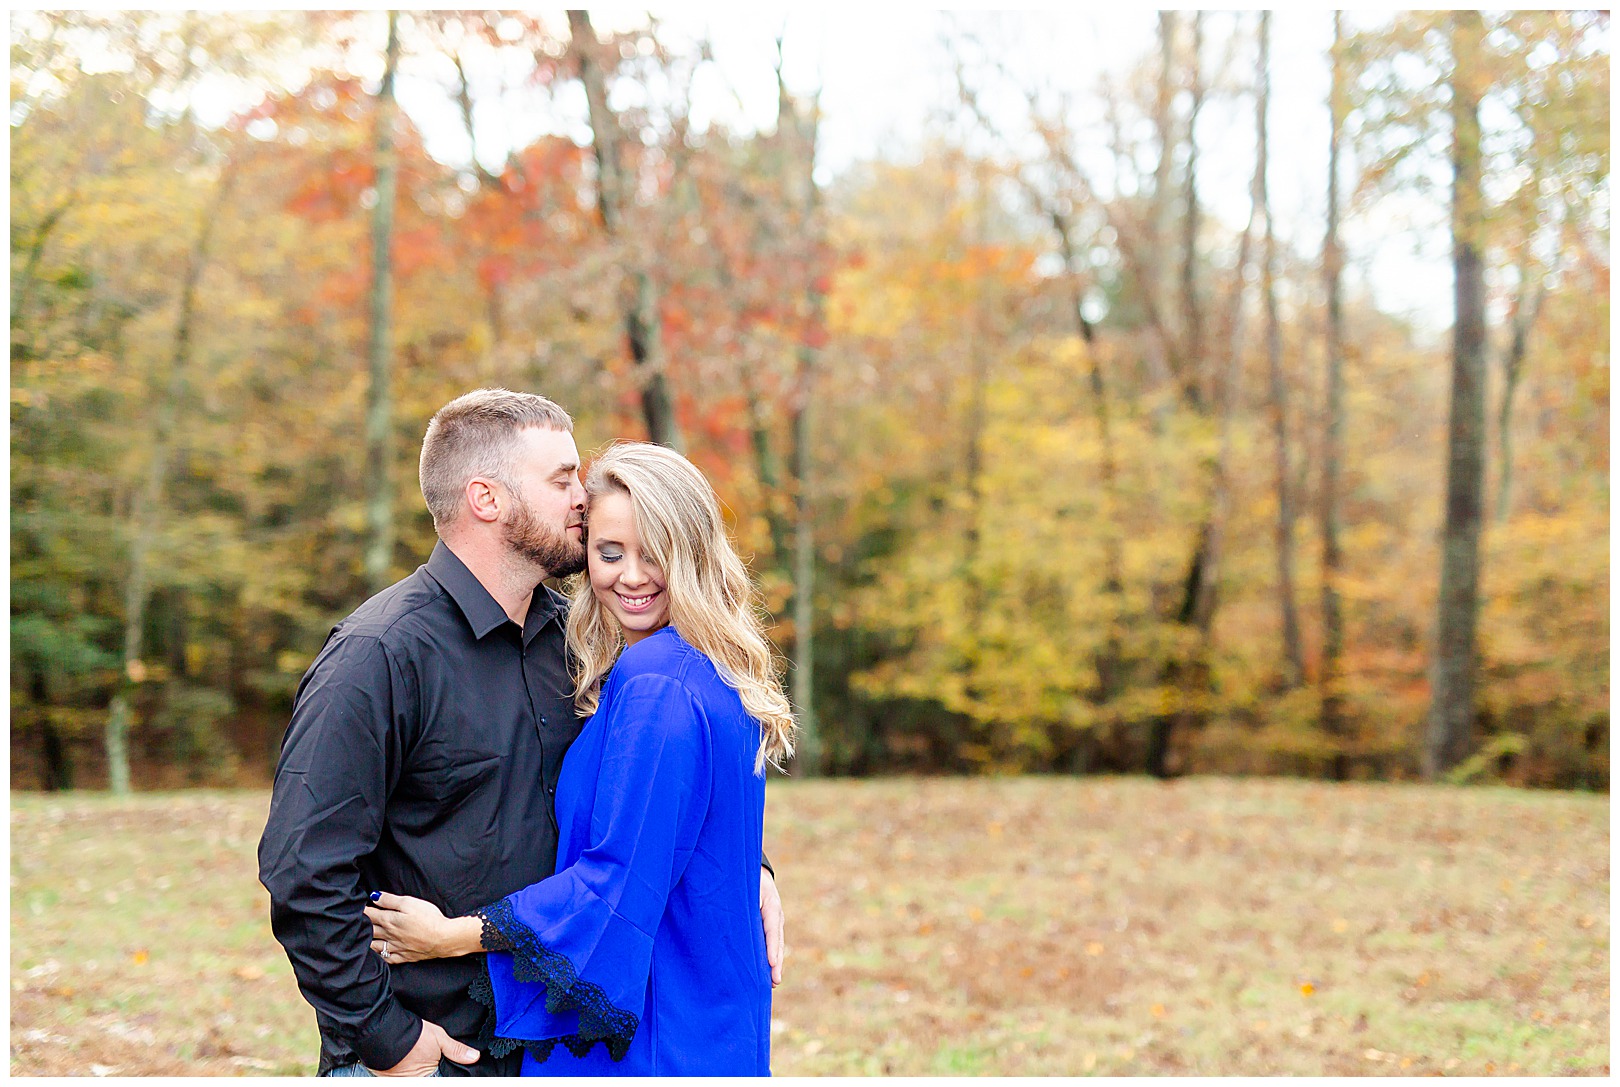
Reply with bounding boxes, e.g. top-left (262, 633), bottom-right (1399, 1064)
top-left (465, 477), bottom-right (502, 524)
